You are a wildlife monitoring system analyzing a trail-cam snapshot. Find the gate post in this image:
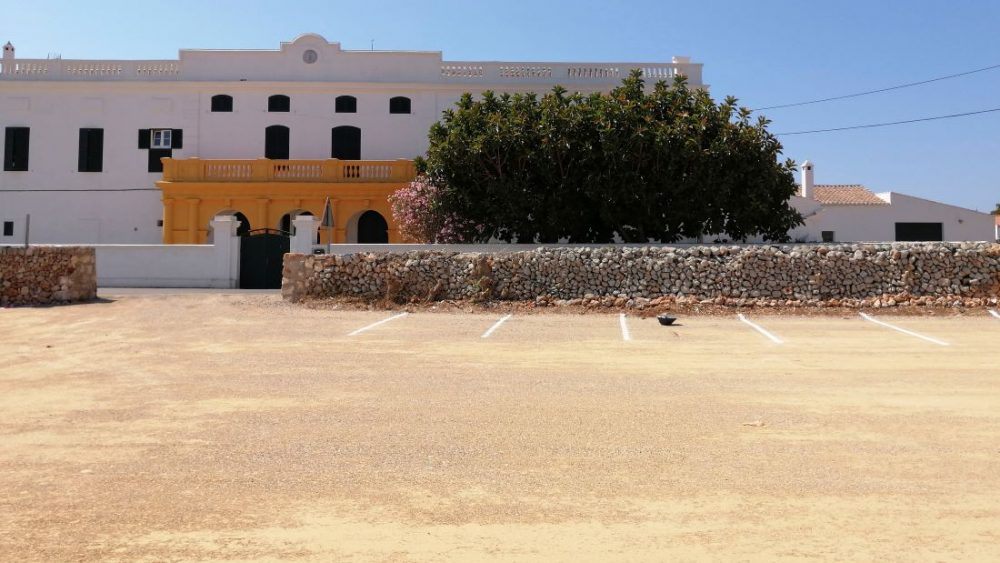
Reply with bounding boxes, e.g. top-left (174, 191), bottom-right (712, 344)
top-left (291, 215), bottom-right (320, 254)
top-left (211, 215), bottom-right (241, 289)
